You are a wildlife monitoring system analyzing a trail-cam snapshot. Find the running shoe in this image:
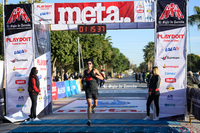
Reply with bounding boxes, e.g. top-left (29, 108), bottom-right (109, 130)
top-left (87, 120), bottom-right (91, 126)
top-left (91, 106), bottom-right (95, 114)
top-left (153, 116), bottom-right (159, 121)
top-left (143, 116), bottom-right (150, 121)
